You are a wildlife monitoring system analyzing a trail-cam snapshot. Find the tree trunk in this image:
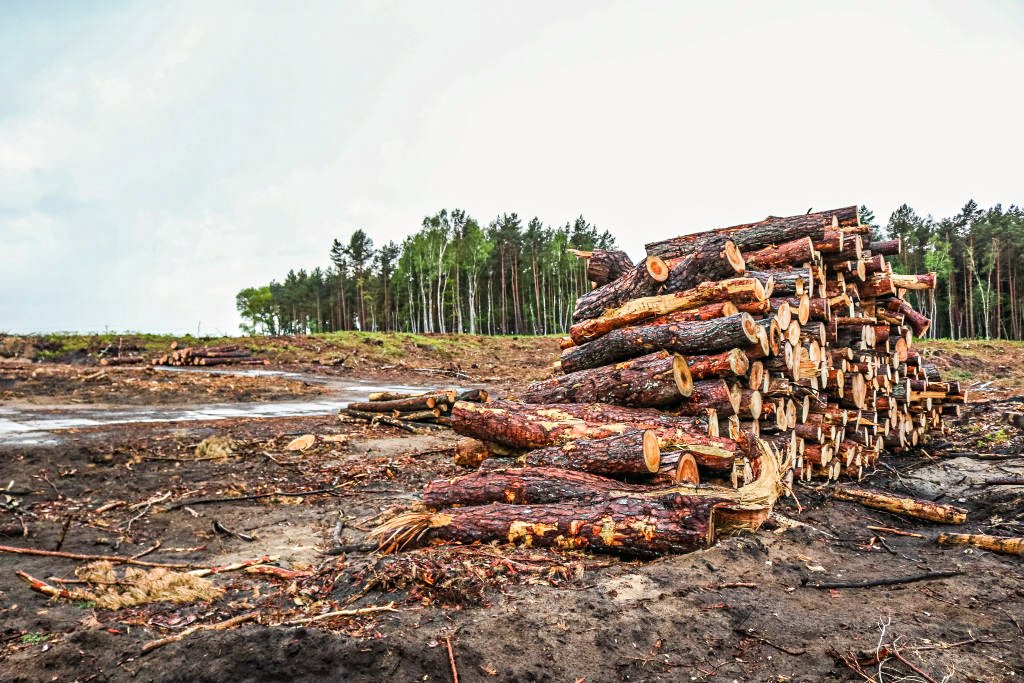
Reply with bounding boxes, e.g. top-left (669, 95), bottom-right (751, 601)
top-left (743, 237), bottom-right (817, 270)
top-left (833, 486), bottom-right (967, 524)
top-left (518, 430), bottom-right (661, 476)
top-left (521, 351), bottom-right (693, 407)
top-left (568, 277), bottom-right (766, 344)
top-left (646, 206), bottom-right (859, 258)
top-left (559, 313), bottom-right (759, 374)
top-left (571, 256), bottom-right (669, 322)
